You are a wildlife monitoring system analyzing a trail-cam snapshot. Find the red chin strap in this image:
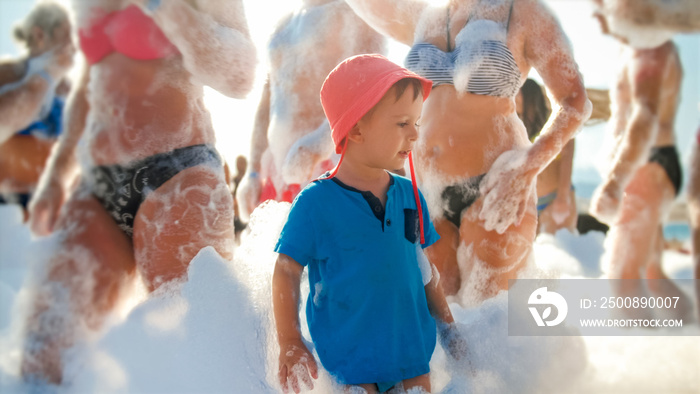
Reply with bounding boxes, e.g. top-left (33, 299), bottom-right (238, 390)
top-left (408, 151), bottom-right (426, 245)
top-left (321, 139), bottom-right (348, 180)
